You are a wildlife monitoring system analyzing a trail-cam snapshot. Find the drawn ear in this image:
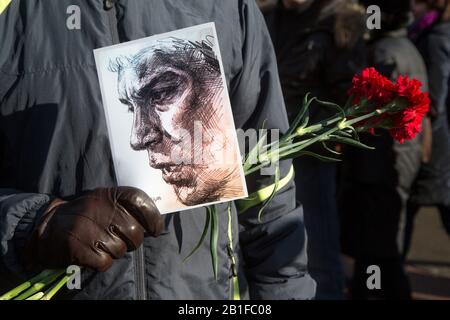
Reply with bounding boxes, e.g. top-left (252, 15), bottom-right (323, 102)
top-left (108, 56), bottom-right (129, 73)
